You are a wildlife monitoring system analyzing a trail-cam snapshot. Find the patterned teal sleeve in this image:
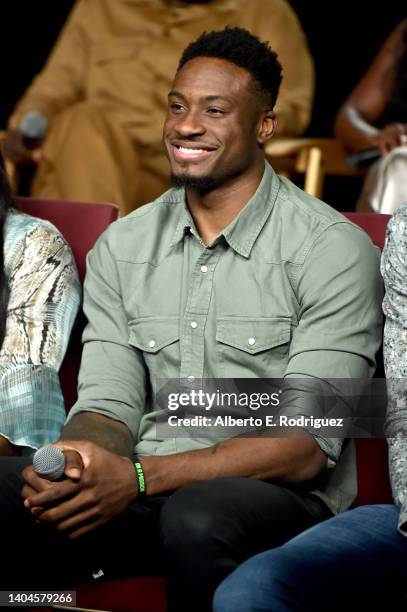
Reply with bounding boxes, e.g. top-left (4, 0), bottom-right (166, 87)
top-left (0, 211), bottom-right (81, 451)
